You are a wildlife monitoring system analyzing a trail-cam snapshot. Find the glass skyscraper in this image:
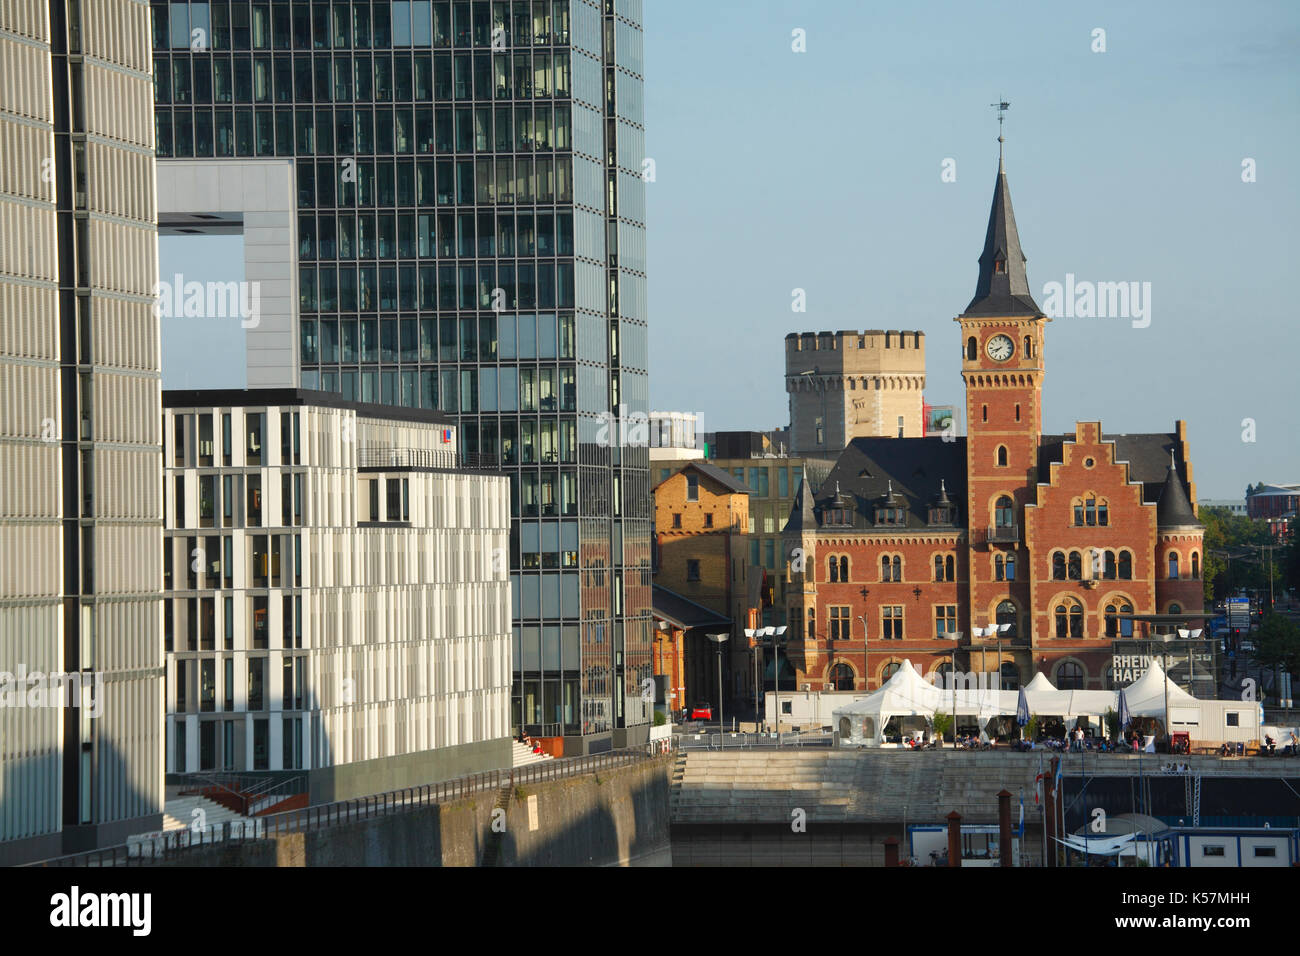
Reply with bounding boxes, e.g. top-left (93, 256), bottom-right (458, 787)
top-left (150, 0), bottom-right (650, 753)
